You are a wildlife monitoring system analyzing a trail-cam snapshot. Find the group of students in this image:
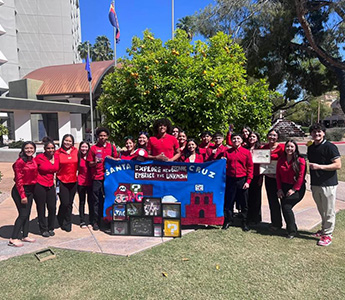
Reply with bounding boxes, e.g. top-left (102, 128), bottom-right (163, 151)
top-left (8, 118), bottom-right (341, 247)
